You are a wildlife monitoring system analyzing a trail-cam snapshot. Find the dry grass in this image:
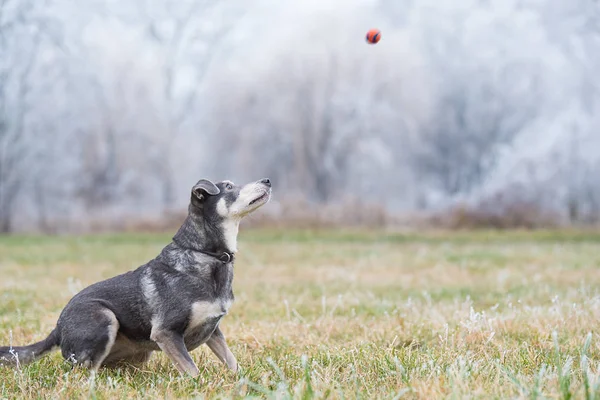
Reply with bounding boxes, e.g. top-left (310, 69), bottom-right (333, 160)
top-left (1, 229), bottom-right (600, 399)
